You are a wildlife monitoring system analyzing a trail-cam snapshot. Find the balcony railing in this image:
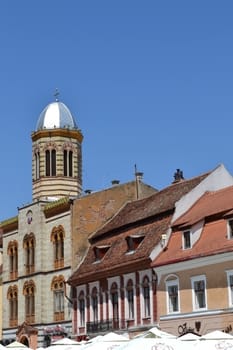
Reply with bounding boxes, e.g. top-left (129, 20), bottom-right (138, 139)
top-left (86, 319), bottom-right (127, 334)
